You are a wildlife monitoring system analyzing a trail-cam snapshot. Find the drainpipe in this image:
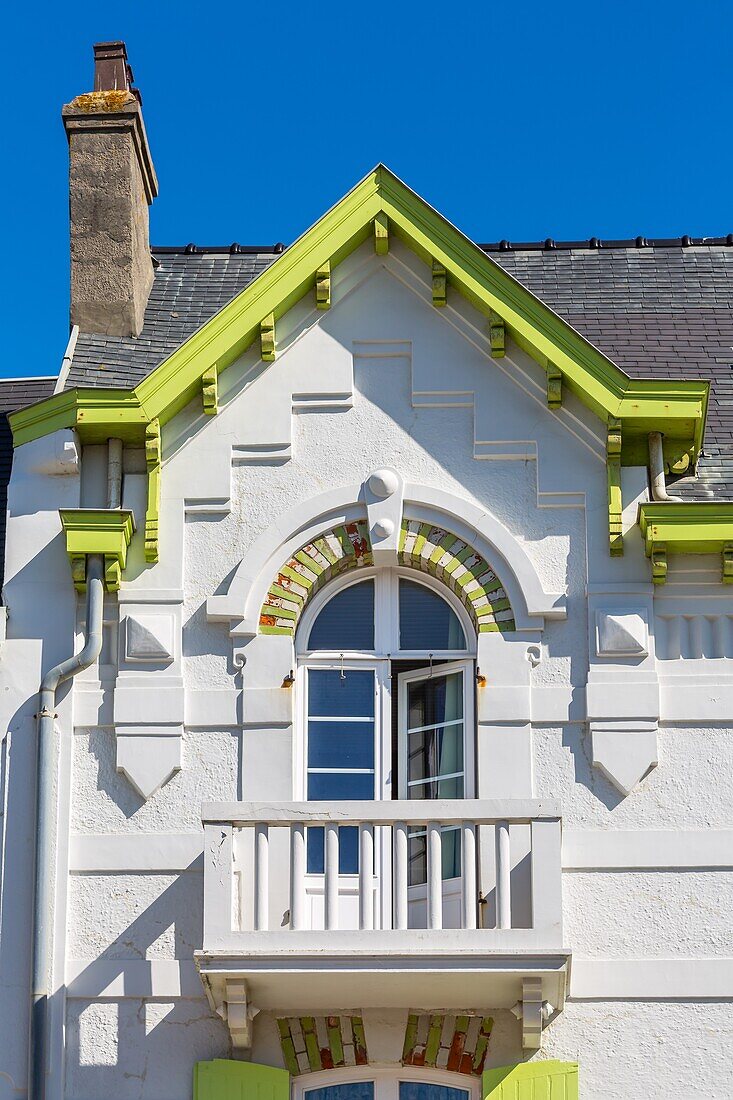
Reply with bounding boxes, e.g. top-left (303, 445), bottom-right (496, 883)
top-left (107, 438), bottom-right (123, 509)
top-left (30, 553), bottom-right (105, 1100)
top-left (648, 431), bottom-right (681, 503)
